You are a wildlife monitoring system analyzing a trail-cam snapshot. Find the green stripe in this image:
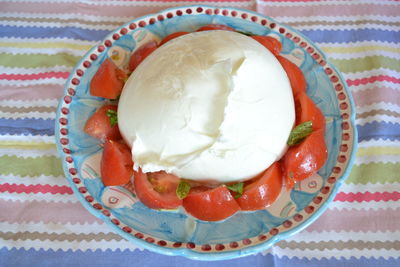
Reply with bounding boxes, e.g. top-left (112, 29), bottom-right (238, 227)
top-left (0, 53), bottom-right (81, 68)
top-left (346, 162), bottom-right (400, 184)
top-left (0, 155), bottom-right (64, 177)
top-left (330, 56), bottom-right (400, 73)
